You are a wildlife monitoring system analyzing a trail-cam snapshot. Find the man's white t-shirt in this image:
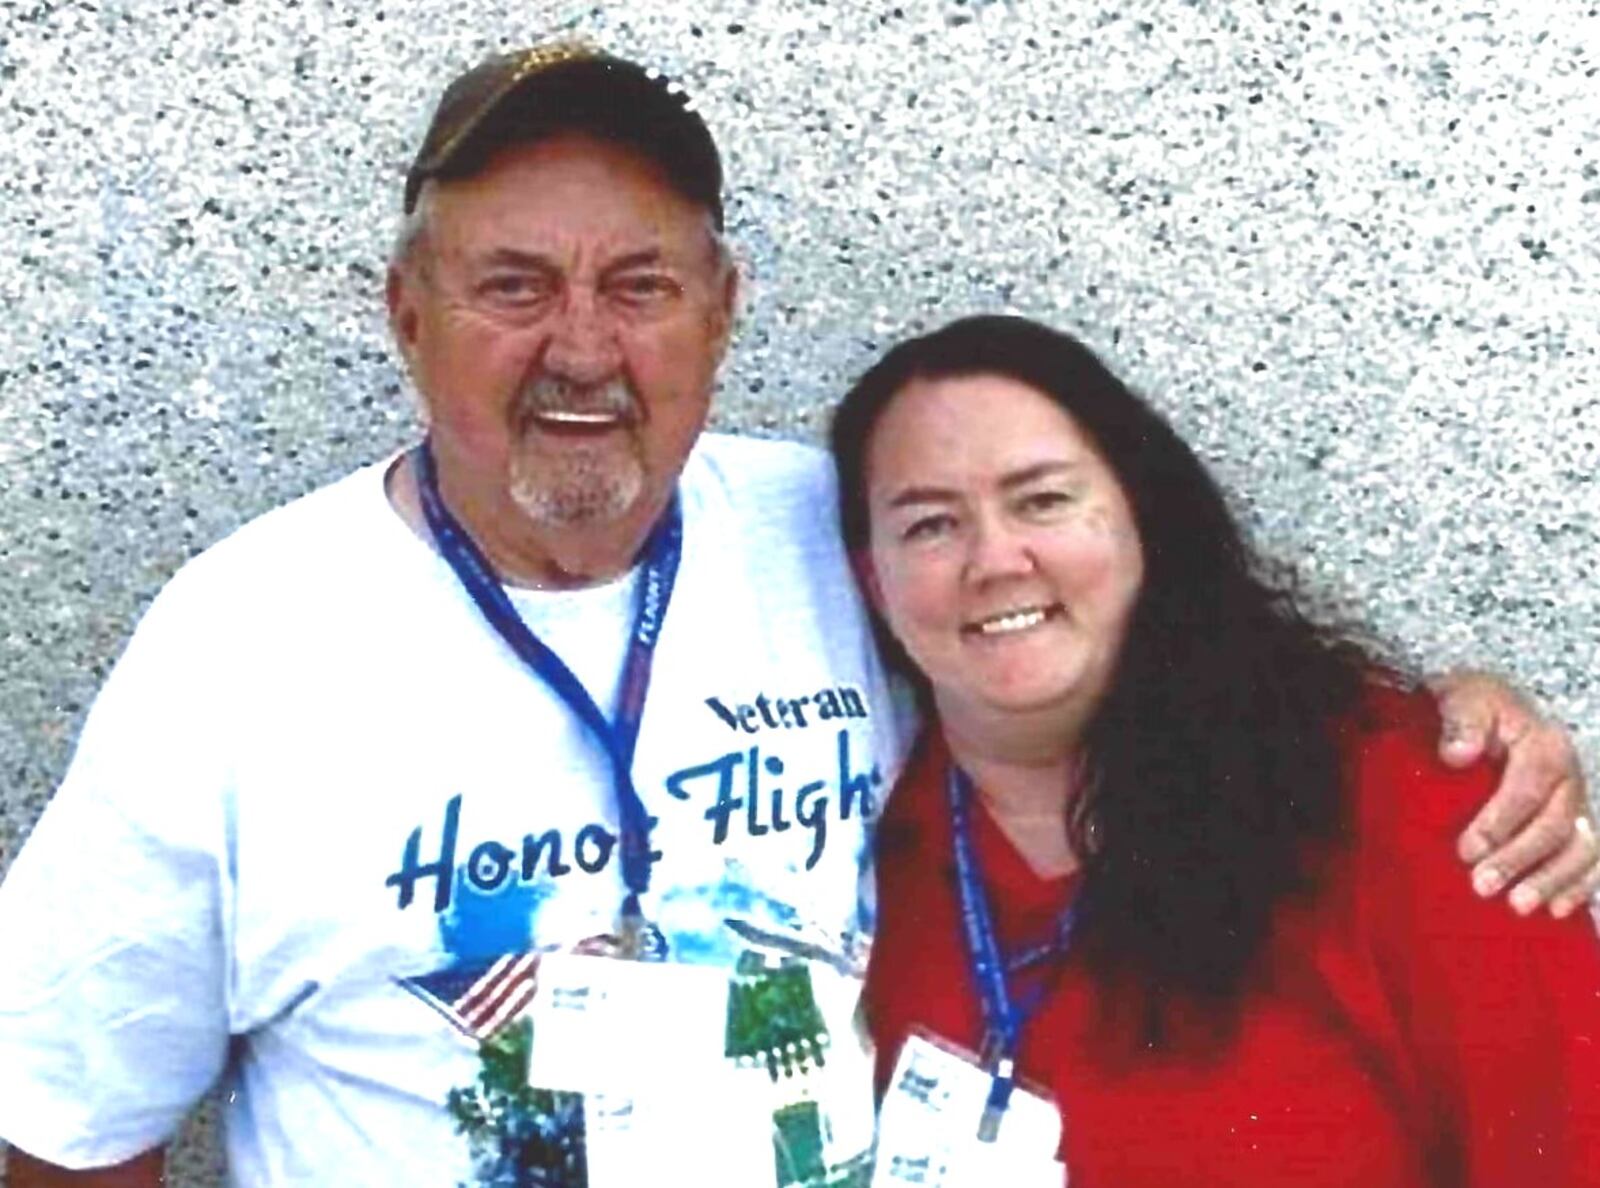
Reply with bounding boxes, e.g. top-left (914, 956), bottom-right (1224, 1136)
top-left (0, 433), bottom-right (909, 1186)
